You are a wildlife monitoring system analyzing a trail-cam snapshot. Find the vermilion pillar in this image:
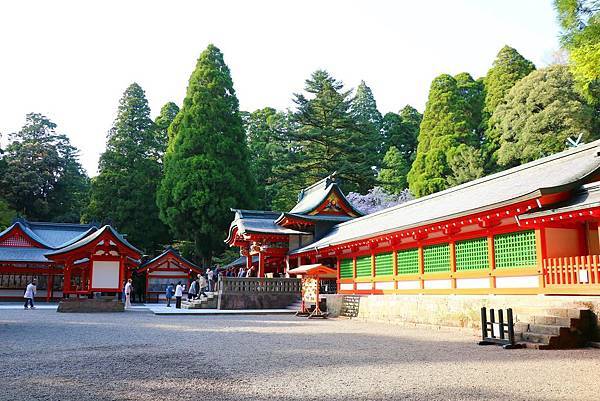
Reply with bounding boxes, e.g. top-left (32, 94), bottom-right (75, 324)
top-left (258, 252), bottom-right (265, 277)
